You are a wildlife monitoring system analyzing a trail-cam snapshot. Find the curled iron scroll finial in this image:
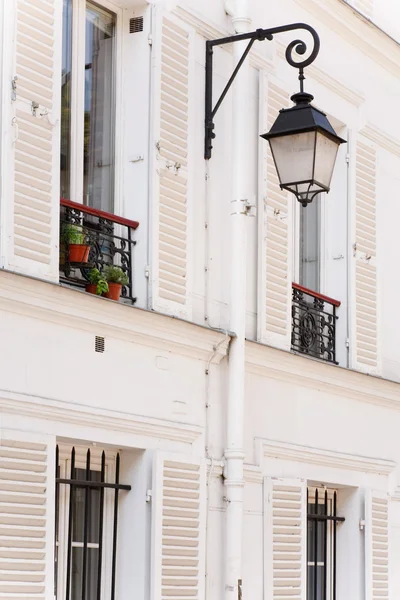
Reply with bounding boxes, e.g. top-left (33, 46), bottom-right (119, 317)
top-left (283, 24), bottom-right (320, 69)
